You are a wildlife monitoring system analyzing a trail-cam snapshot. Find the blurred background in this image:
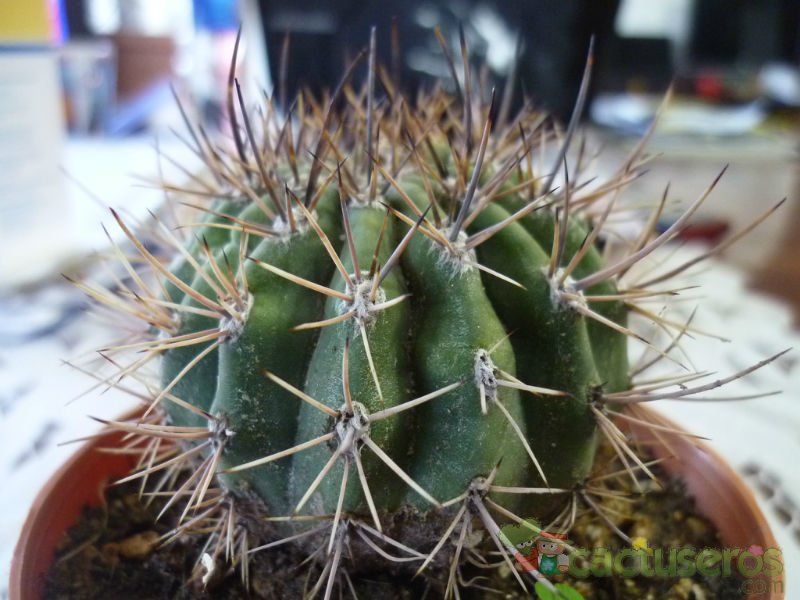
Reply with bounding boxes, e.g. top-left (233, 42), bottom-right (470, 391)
top-left (2, 0), bottom-right (800, 306)
top-left (1, 0), bottom-right (800, 594)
